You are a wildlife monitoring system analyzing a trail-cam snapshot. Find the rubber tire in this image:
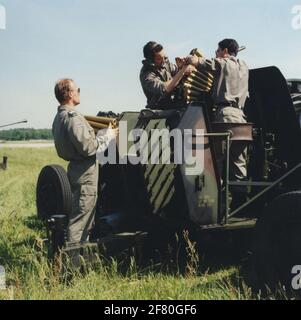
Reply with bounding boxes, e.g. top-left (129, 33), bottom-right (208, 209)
top-left (36, 165), bottom-right (72, 220)
top-left (254, 191), bottom-right (301, 295)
